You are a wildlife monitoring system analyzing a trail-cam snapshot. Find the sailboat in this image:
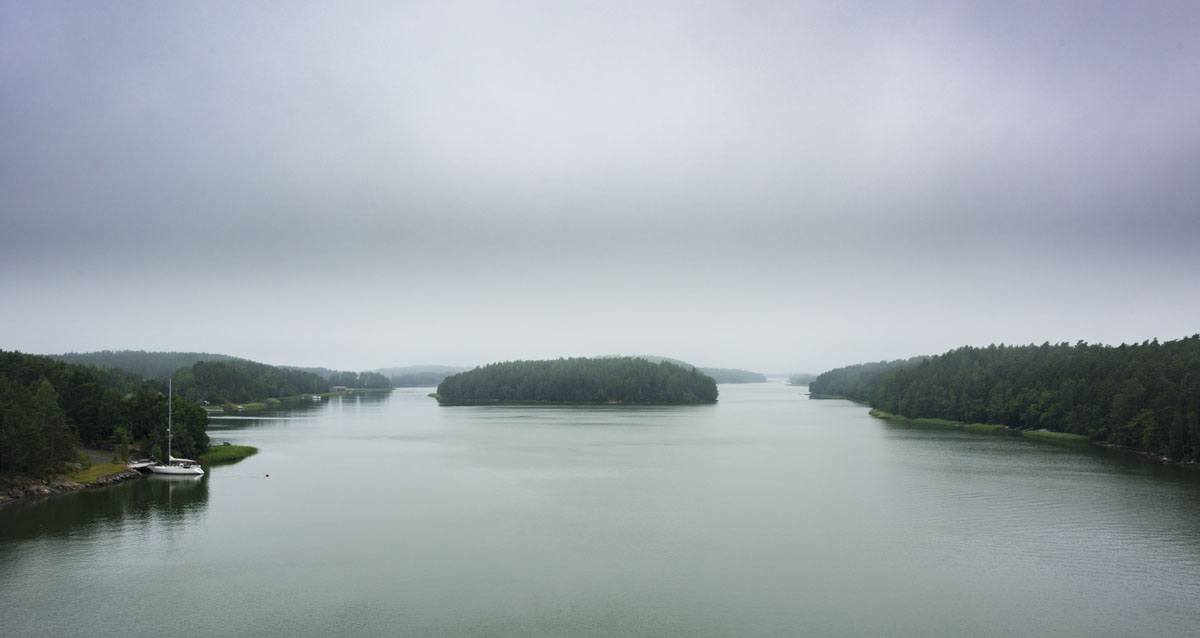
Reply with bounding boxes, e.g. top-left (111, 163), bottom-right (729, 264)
top-left (148, 379), bottom-right (205, 476)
